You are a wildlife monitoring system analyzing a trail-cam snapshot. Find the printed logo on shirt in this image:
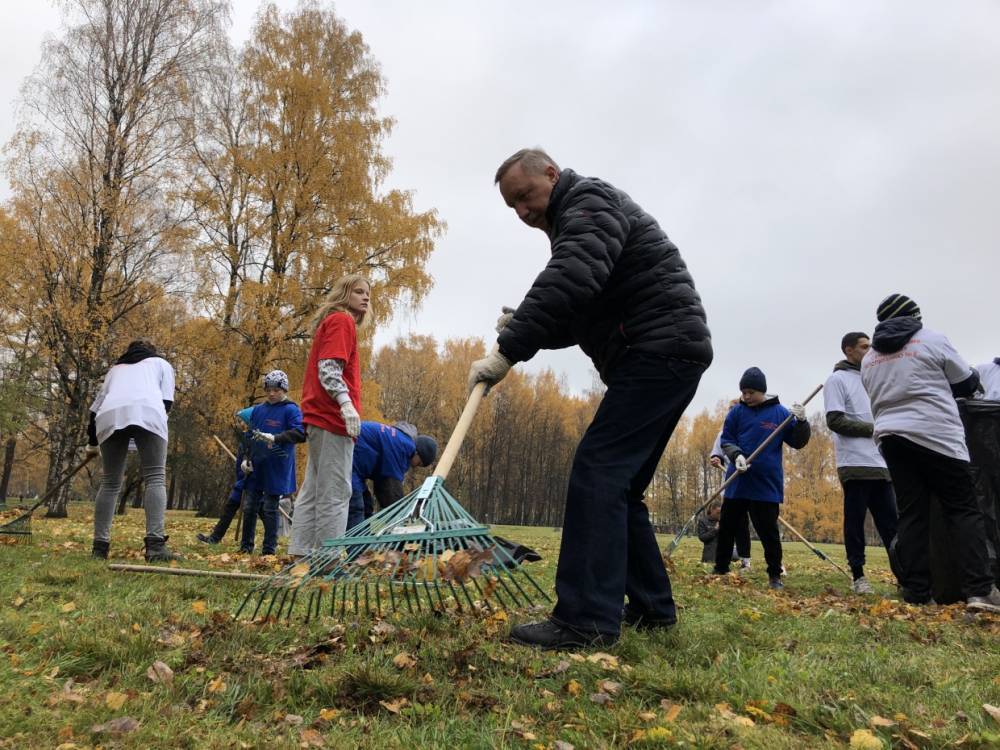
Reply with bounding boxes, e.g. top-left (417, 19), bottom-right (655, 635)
top-left (761, 421), bottom-right (779, 430)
